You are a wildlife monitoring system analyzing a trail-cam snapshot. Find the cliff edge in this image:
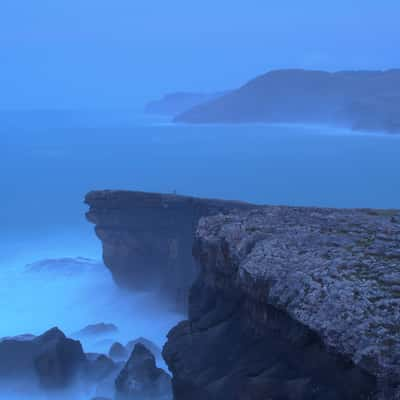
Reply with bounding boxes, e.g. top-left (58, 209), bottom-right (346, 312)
top-left (164, 206), bottom-right (400, 399)
top-left (85, 190), bottom-right (254, 309)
